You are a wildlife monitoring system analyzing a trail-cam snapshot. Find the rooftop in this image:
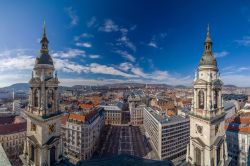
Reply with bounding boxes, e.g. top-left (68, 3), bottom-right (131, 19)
top-left (145, 107), bottom-right (188, 124)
